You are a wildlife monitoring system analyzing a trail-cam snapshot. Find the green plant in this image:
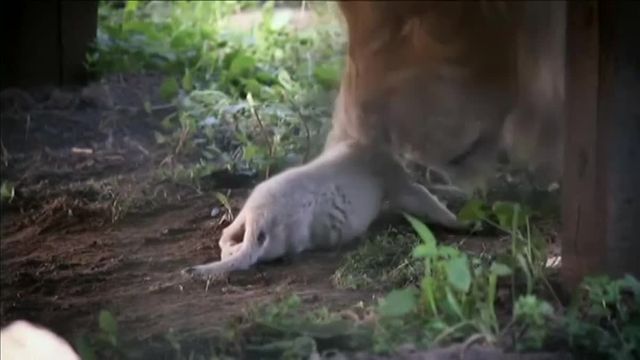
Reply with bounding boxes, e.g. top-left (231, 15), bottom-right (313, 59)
top-left (230, 295), bottom-right (372, 359)
top-left (512, 295), bottom-right (555, 350)
top-left (370, 214), bottom-right (517, 352)
top-left (458, 198), bottom-right (556, 300)
top-left (75, 310), bottom-right (123, 360)
top-left (92, 1), bottom-right (343, 182)
top-left (564, 275), bottom-right (640, 360)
